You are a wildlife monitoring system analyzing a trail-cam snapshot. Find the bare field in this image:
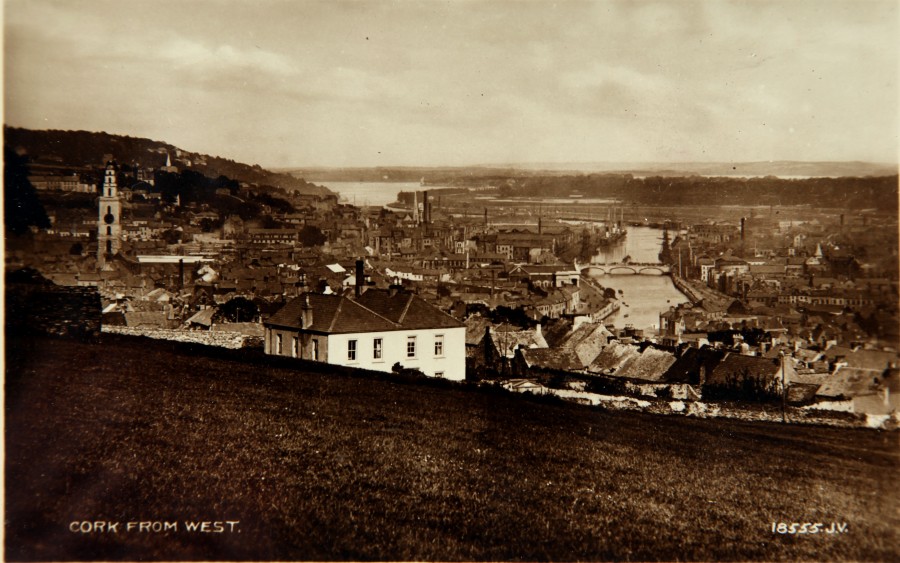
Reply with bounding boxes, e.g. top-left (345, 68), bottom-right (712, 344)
top-left (5, 335), bottom-right (899, 561)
